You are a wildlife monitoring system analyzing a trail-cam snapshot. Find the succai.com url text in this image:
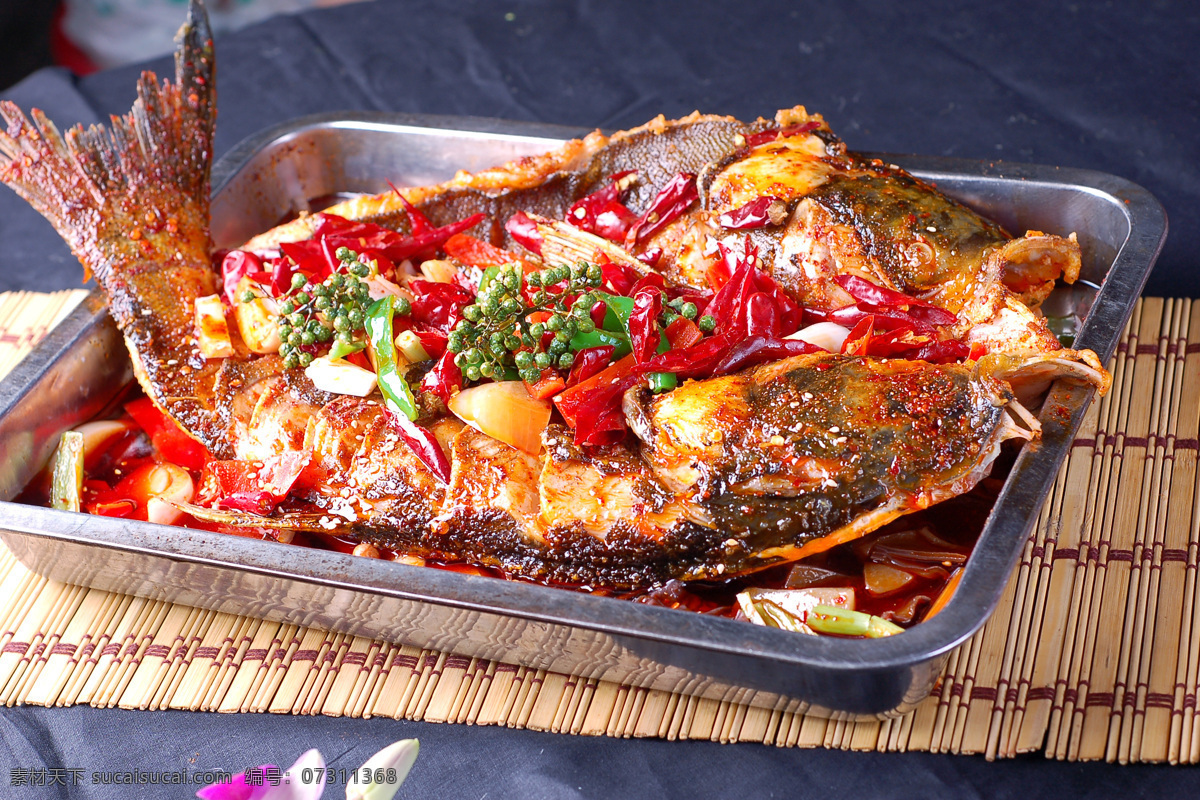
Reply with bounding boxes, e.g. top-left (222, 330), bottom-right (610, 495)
top-left (10, 768), bottom-right (233, 787)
